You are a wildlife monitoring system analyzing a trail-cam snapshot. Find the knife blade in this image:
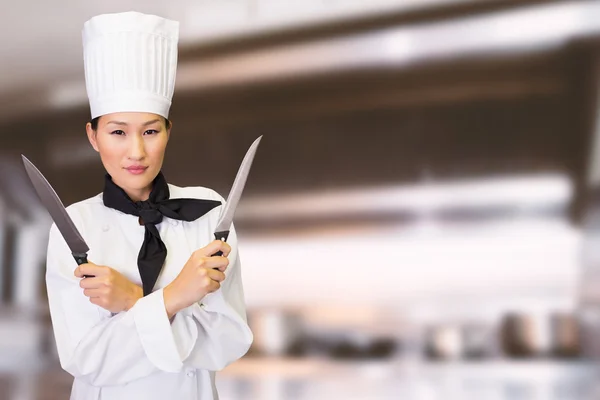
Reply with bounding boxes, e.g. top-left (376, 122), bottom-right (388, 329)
top-left (213, 135), bottom-right (262, 256)
top-left (22, 155), bottom-right (92, 275)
